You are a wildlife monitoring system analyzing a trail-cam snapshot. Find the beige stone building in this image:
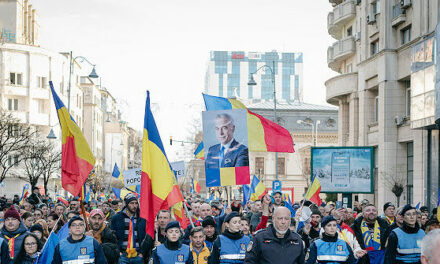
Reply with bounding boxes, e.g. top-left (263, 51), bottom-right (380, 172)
top-left (325, 0), bottom-right (440, 210)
